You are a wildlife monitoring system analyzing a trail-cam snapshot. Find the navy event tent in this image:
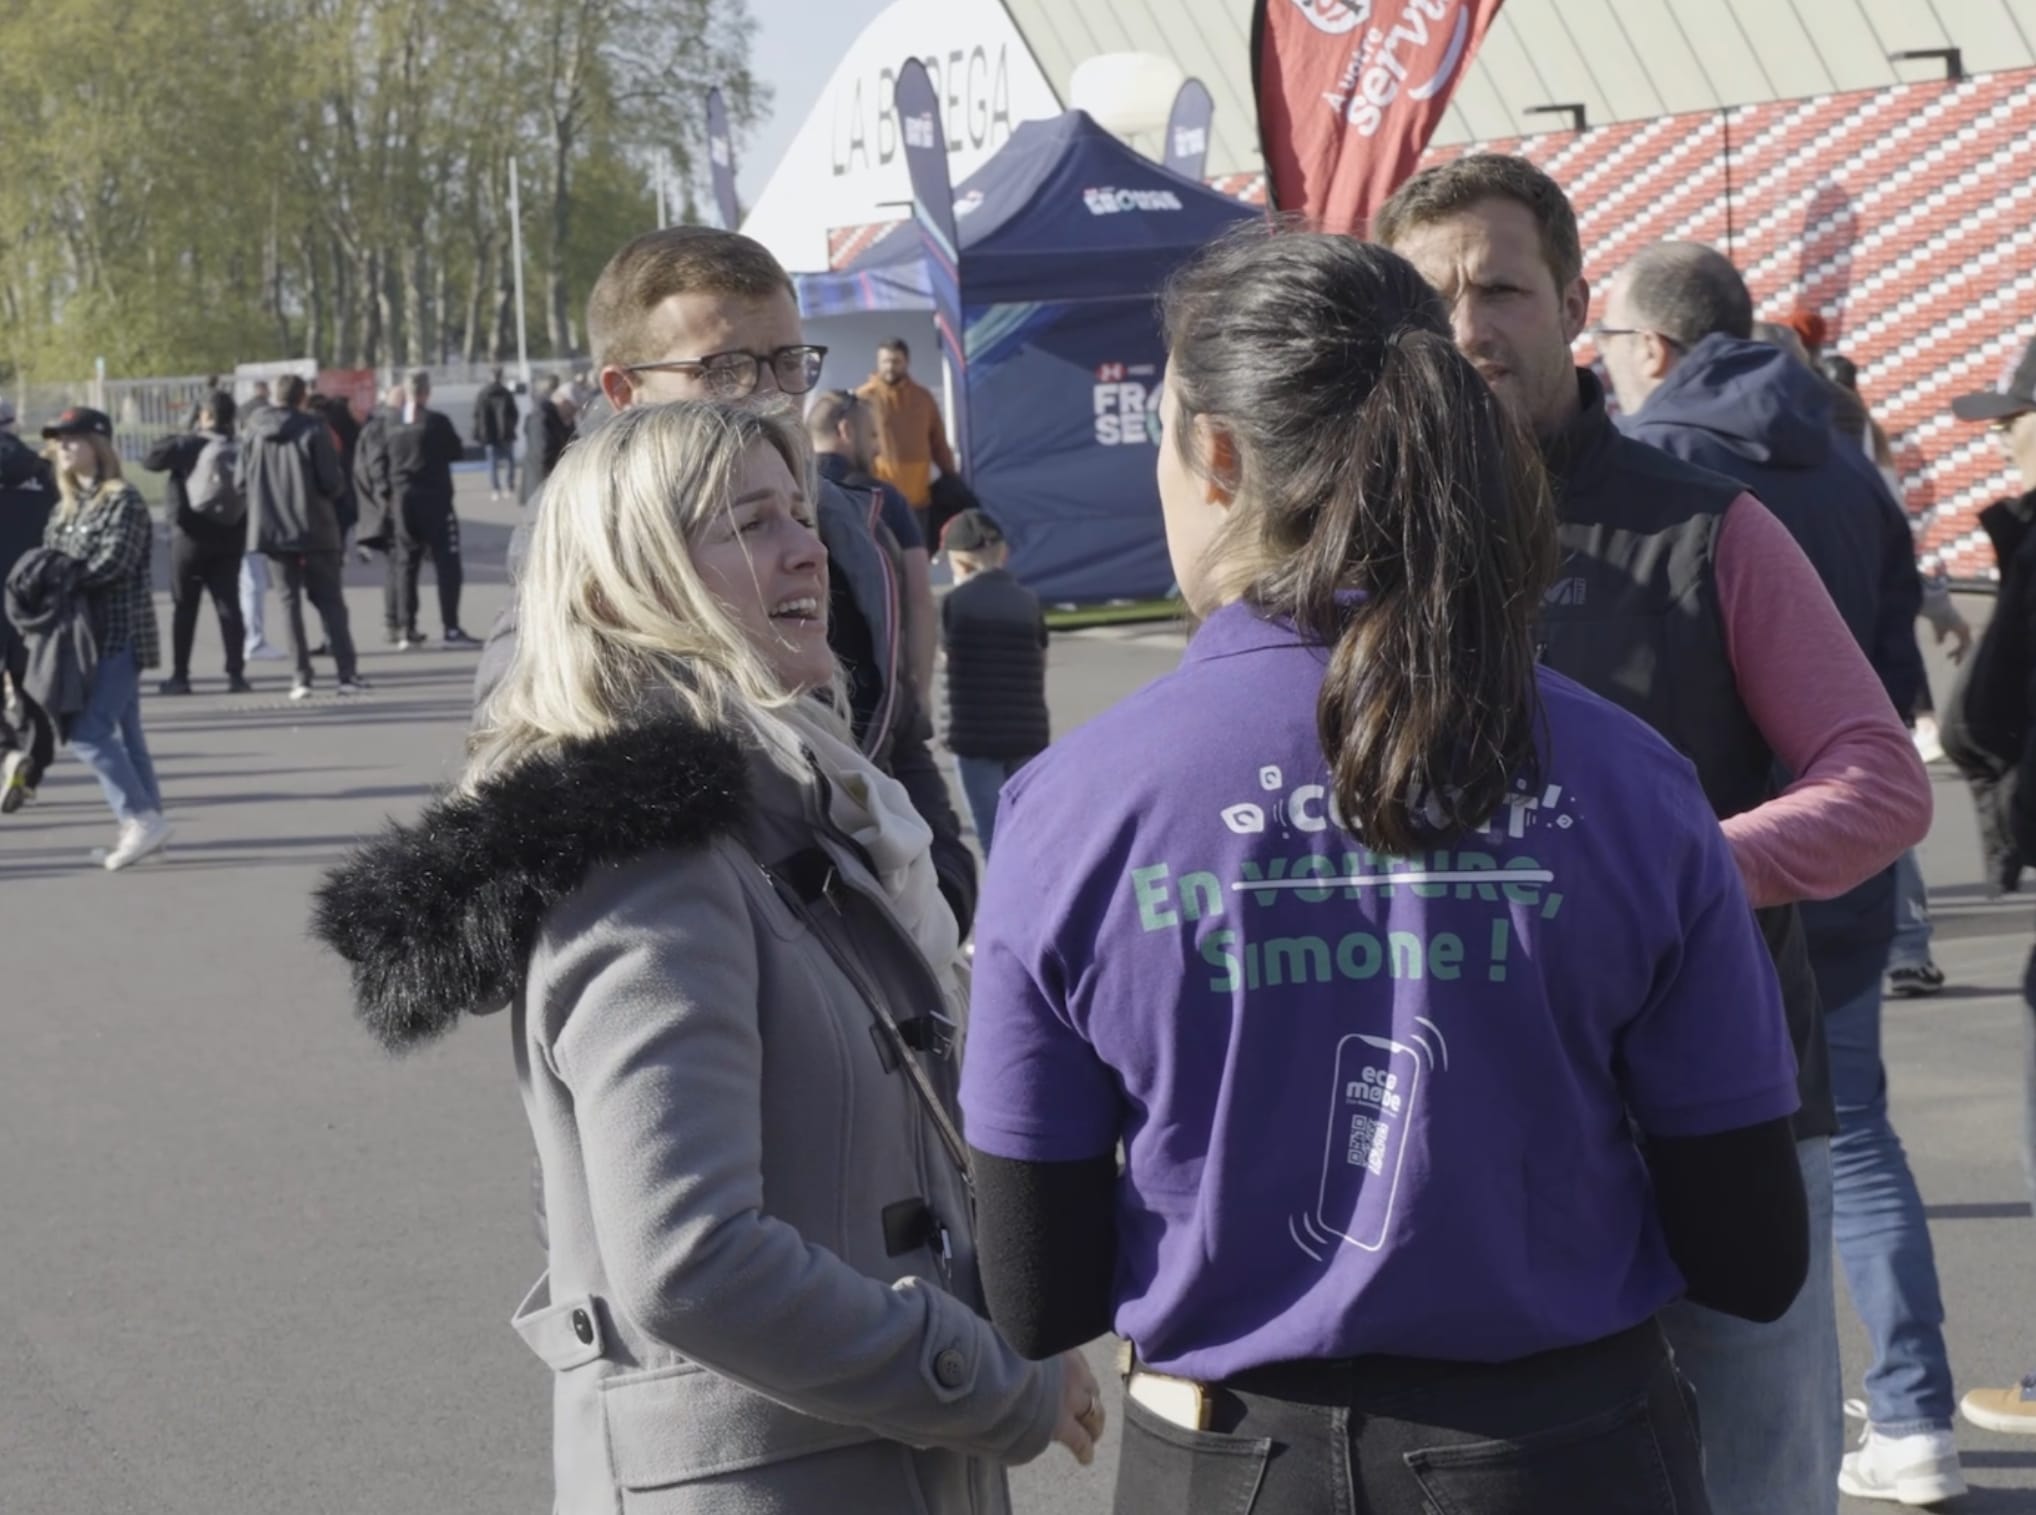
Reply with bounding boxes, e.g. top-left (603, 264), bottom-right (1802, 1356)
top-left (797, 111), bottom-right (1257, 604)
